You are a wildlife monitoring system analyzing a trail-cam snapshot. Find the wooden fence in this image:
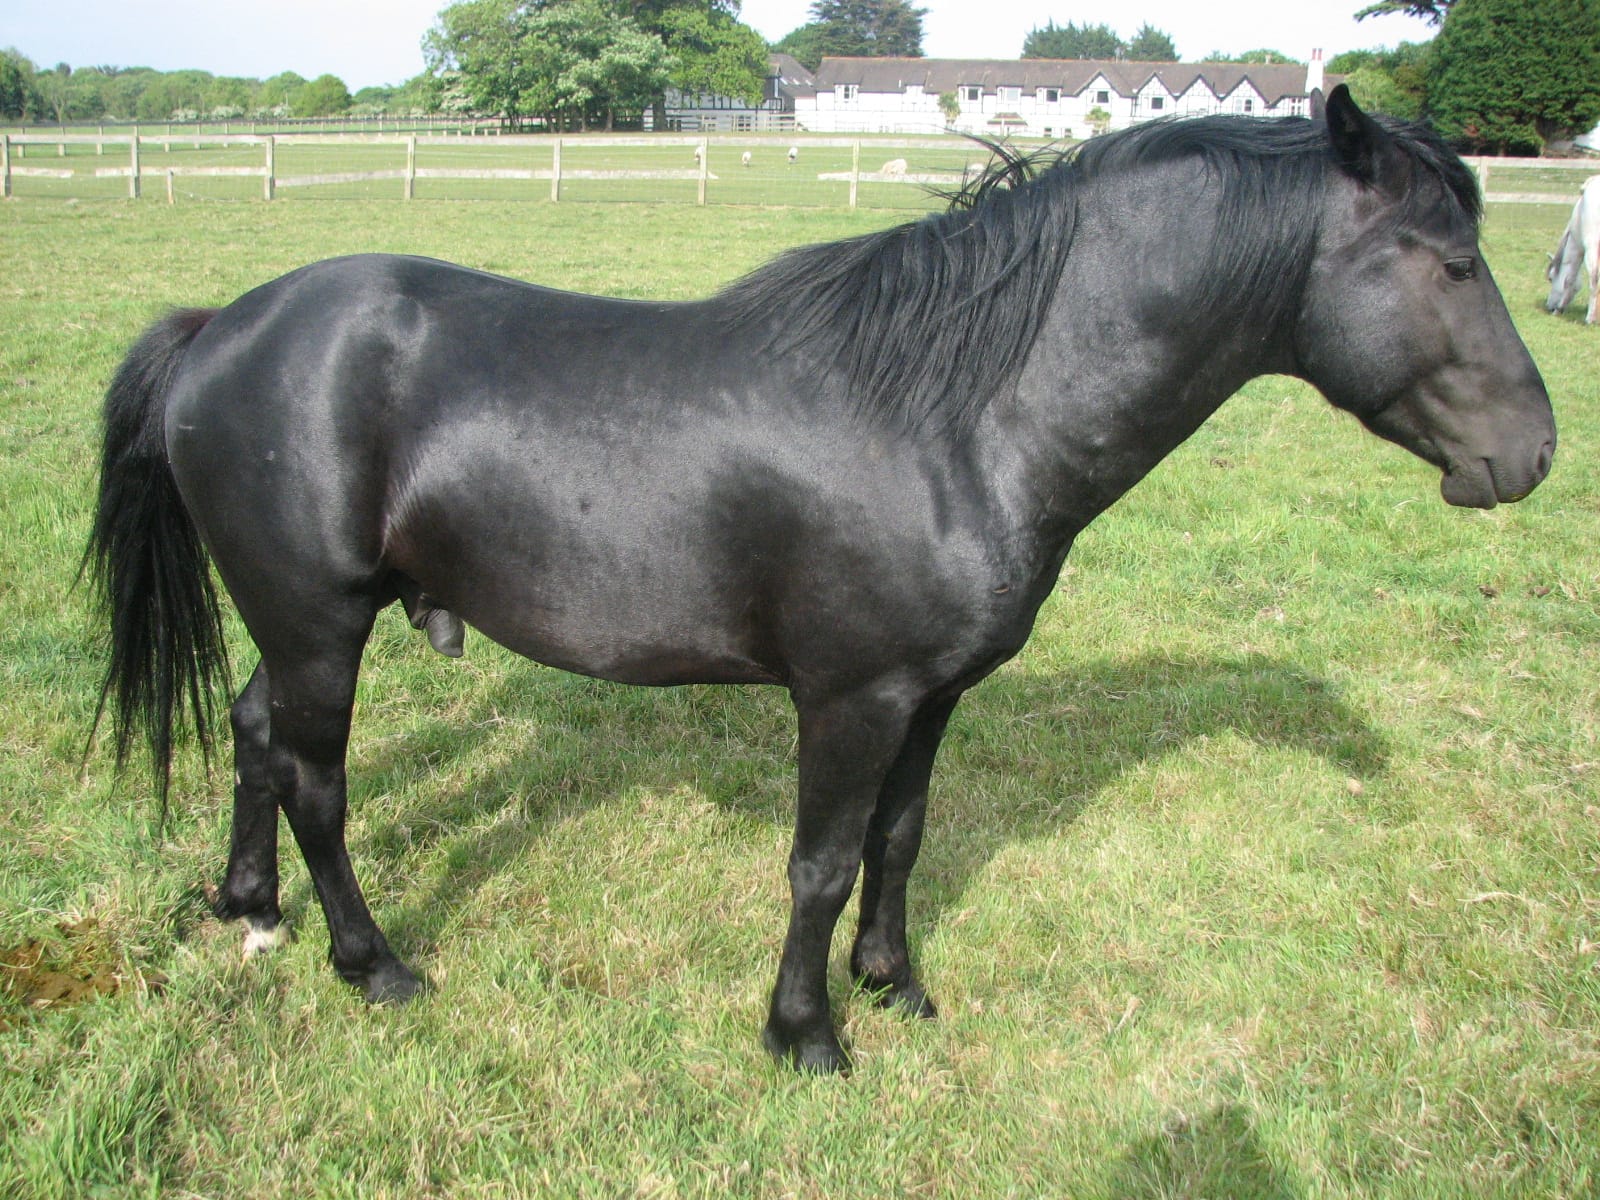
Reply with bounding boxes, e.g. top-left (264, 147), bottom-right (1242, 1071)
top-left (1462, 156), bottom-right (1597, 205)
top-left (0, 132), bottom-right (970, 207)
top-left (2, 131), bottom-right (1593, 208)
